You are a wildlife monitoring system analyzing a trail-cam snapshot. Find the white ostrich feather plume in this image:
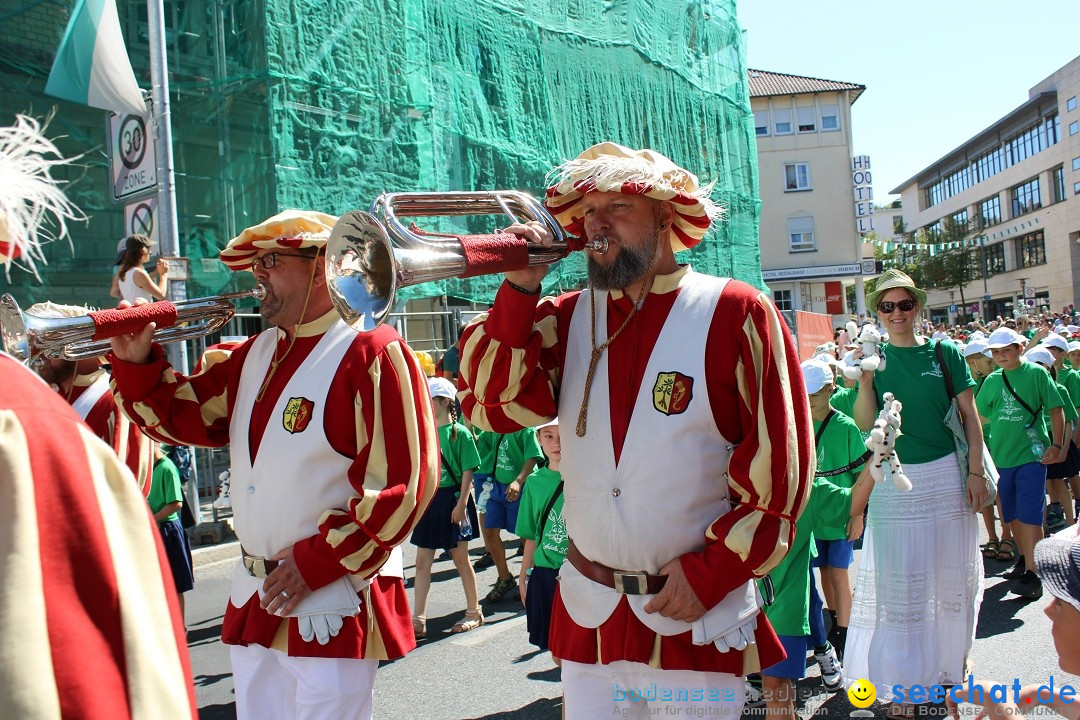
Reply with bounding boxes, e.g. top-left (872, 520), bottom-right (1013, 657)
top-left (0, 114), bottom-right (86, 279)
